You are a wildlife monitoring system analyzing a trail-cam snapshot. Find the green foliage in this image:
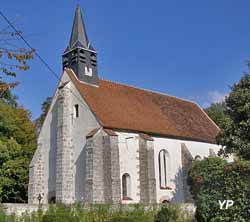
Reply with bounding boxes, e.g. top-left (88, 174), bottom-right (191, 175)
top-left (110, 205), bottom-right (156, 222)
top-left (0, 204), bottom-right (193, 222)
top-left (34, 96), bottom-right (52, 133)
top-left (0, 83), bottom-right (18, 108)
top-left (188, 157), bottom-right (250, 222)
top-left (154, 204), bottom-right (193, 222)
top-left (187, 157), bottom-right (227, 199)
top-left (0, 205), bottom-right (17, 222)
top-left (0, 206), bottom-right (7, 222)
top-left (204, 102), bottom-right (228, 129)
top-left (0, 101), bottom-right (37, 203)
top-left (217, 74), bottom-right (250, 160)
